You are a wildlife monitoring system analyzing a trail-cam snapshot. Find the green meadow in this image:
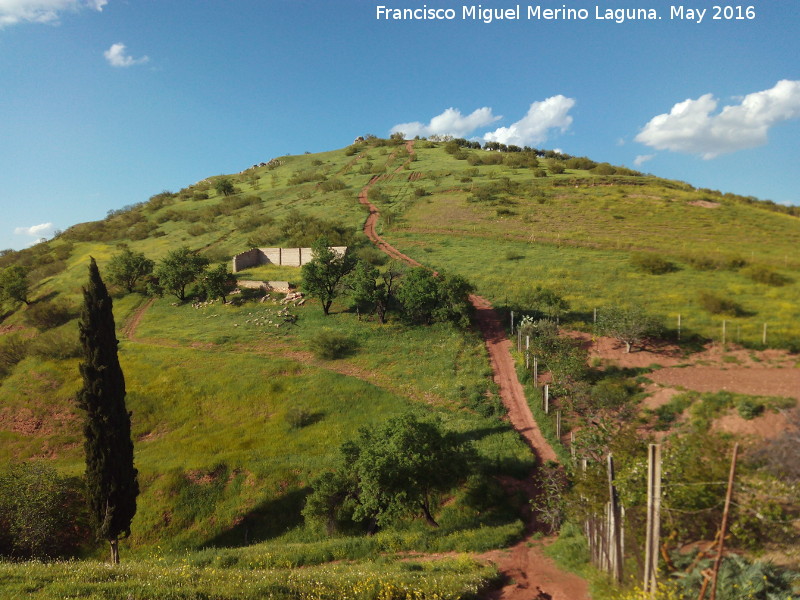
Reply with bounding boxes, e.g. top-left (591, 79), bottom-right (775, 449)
top-left (1, 138), bottom-right (799, 598)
